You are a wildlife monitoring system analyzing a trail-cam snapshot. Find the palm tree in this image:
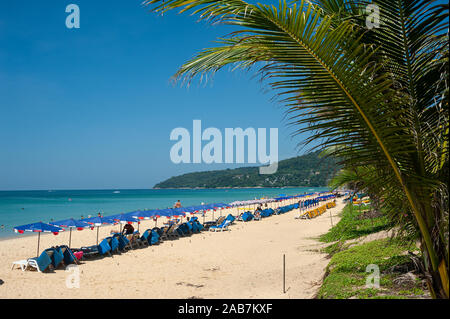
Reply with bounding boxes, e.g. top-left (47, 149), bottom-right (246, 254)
top-left (144, 0), bottom-right (449, 298)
